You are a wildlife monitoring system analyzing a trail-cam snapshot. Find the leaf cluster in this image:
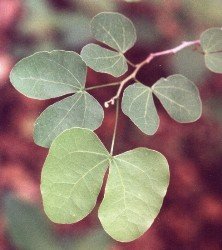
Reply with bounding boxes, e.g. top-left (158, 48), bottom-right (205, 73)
top-left (9, 12), bottom-right (222, 242)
